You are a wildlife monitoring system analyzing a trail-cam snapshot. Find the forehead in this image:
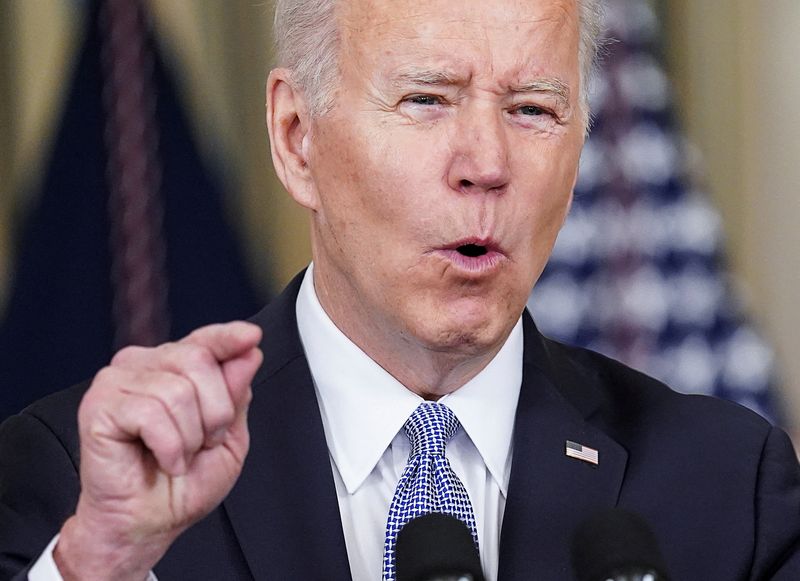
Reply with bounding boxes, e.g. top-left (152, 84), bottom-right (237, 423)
top-left (338, 0), bottom-right (580, 86)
